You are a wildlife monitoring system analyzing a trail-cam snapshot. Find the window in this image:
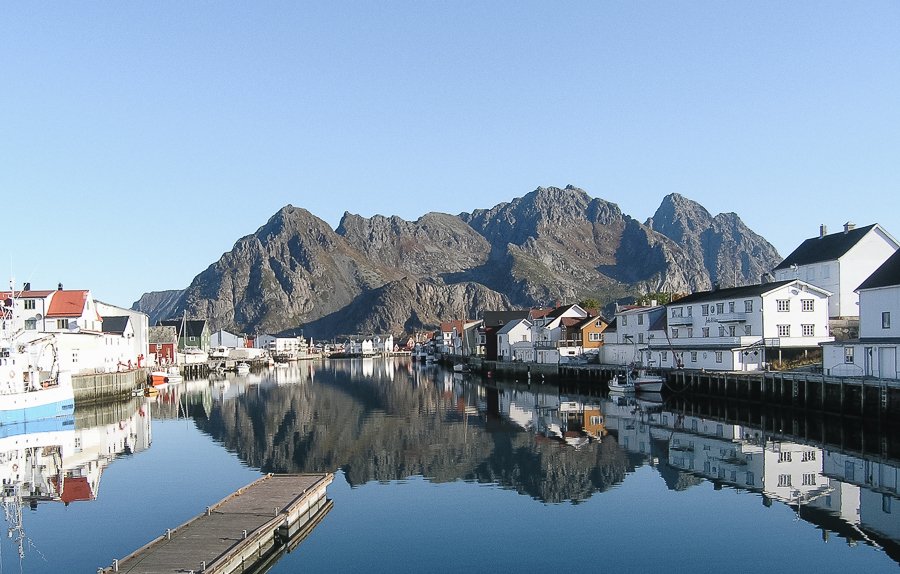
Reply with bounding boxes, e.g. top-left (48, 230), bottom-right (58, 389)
top-left (25, 319), bottom-right (36, 330)
top-left (56, 319), bottom-right (68, 329)
top-left (687, 328), bottom-right (693, 338)
top-left (638, 333), bottom-right (644, 343)
top-left (778, 474), bottom-right (792, 487)
top-left (715, 351), bottom-right (723, 363)
top-left (746, 472), bottom-right (755, 486)
top-left (702, 327), bottom-right (709, 337)
top-left (24, 299), bottom-right (35, 310)
top-left (687, 307), bottom-right (692, 317)
top-left (802, 299), bottom-right (814, 312)
top-left (802, 324), bottom-right (815, 337)
top-left (728, 301), bottom-right (735, 313)
top-left (745, 325), bottom-right (752, 335)
top-left (729, 325), bottom-right (736, 337)
top-left (690, 351), bottom-right (698, 362)
top-left (745, 300), bottom-right (753, 313)
top-left (661, 351), bottom-right (668, 362)
top-left (803, 474), bottom-right (817, 486)
top-left (778, 324), bottom-right (790, 337)
top-left (777, 299), bottom-right (790, 312)
top-left (622, 315), bottom-right (628, 326)
top-left (884, 495), bottom-right (893, 514)
top-left (72, 350), bottom-right (79, 364)
top-left (845, 347), bottom-right (855, 363)
top-left (638, 313), bottom-right (644, 325)
top-left (671, 308), bottom-right (681, 318)
top-left (716, 303), bottom-right (724, 314)
top-left (692, 420), bottom-right (698, 432)
top-left (801, 451), bottom-right (816, 462)
top-left (719, 326), bottom-right (725, 337)
top-left (589, 332), bottom-right (602, 342)
top-left (779, 451), bottom-right (792, 463)
top-left (702, 304), bottom-right (709, 316)
top-left (884, 312), bottom-right (892, 329)
top-left (671, 328), bottom-right (679, 338)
